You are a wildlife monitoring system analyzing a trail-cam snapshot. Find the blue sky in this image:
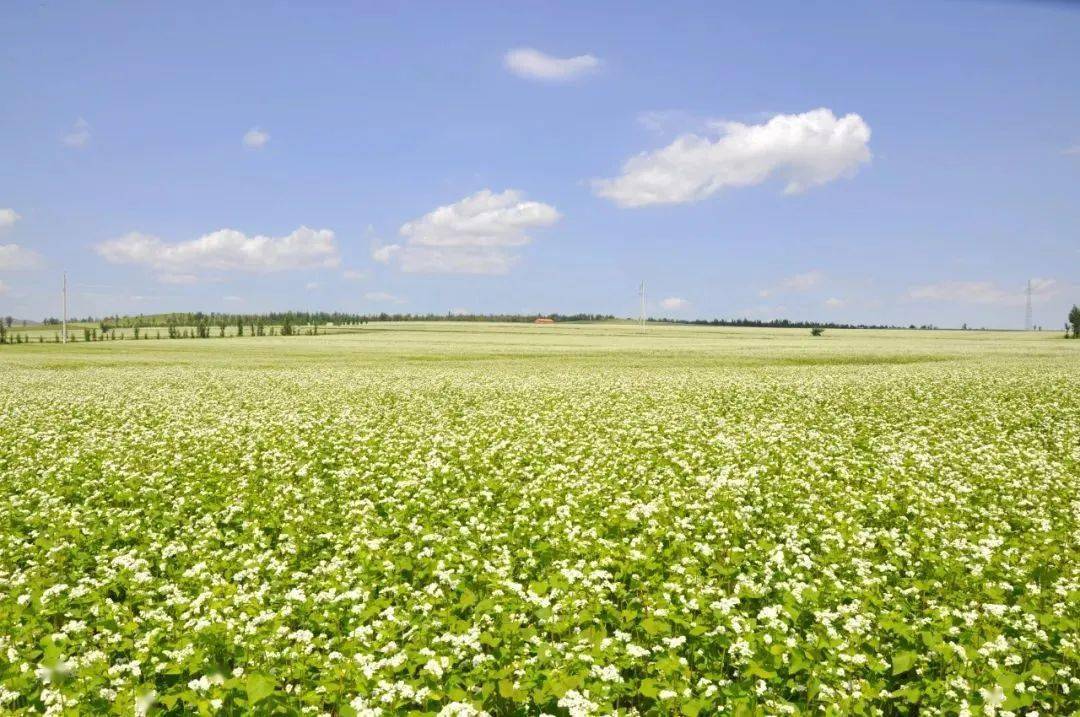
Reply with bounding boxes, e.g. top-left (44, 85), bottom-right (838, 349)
top-left (1, 0), bottom-right (1078, 328)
